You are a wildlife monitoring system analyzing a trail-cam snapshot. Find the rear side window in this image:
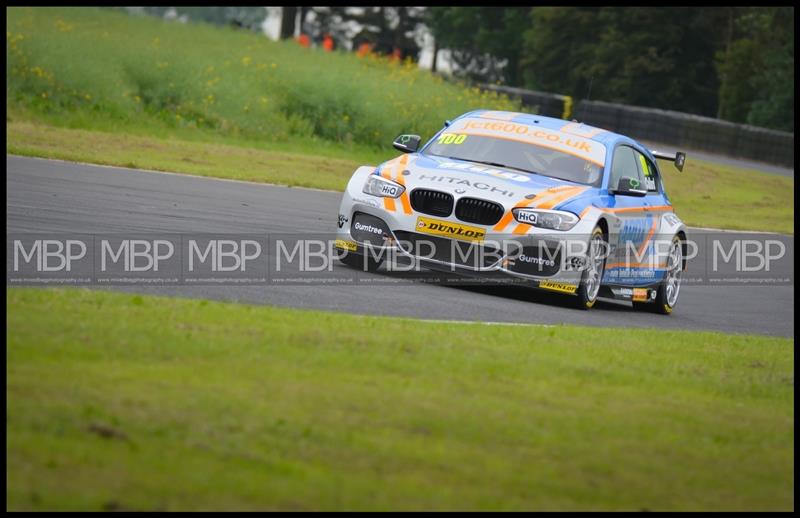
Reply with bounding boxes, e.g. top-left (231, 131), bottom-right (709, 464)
top-left (634, 150), bottom-right (661, 192)
top-left (609, 146), bottom-right (645, 190)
